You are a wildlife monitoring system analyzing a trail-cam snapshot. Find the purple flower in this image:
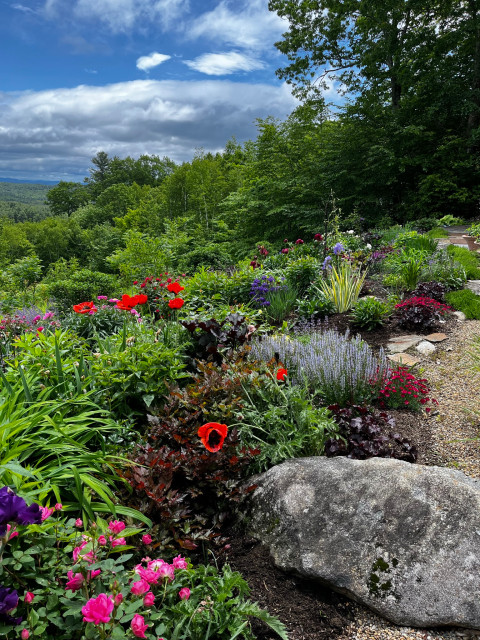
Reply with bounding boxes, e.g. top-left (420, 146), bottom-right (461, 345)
top-left (0, 488), bottom-right (42, 536)
top-left (0, 586), bottom-right (21, 625)
top-left (322, 256), bottom-right (332, 270)
top-left (333, 243), bottom-right (344, 256)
